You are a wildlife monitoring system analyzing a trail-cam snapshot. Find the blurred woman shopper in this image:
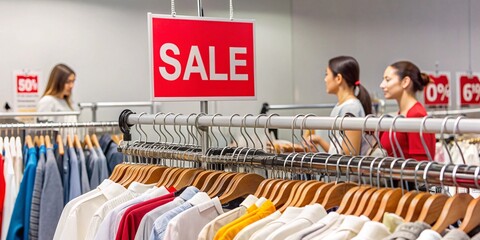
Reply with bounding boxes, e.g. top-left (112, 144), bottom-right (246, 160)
top-left (379, 60), bottom-right (435, 160)
top-left (306, 56), bottom-right (373, 156)
top-left (37, 63), bottom-right (78, 123)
